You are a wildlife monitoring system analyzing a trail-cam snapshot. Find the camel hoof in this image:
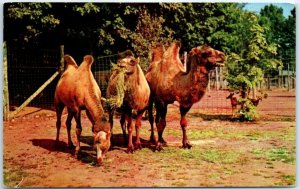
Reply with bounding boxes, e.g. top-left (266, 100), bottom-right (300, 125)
top-left (75, 149), bottom-right (80, 159)
top-left (153, 143), bottom-right (163, 152)
top-left (135, 143), bottom-right (142, 150)
top-left (159, 139), bottom-right (167, 147)
top-left (126, 146), bottom-right (134, 153)
top-left (182, 143), bottom-right (192, 149)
